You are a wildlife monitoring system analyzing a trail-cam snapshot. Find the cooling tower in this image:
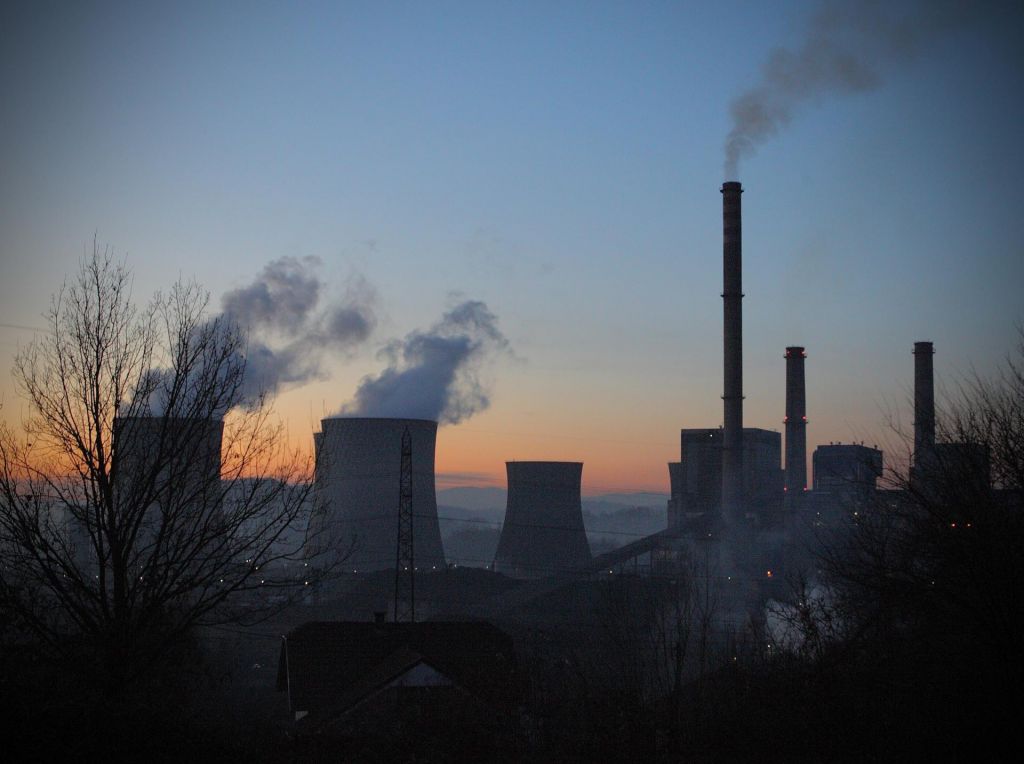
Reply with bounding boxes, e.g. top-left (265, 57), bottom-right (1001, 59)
top-left (113, 415), bottom-right (223, 504)
top-left (784, 346), bottom-right (808, 503)
top-left (721, 181), bottom-right (744, 524)
top-left (111, 415), bottom-right (224, 559)
top-left (314, 417), bottom-right (445, 572)
top-left (493, 461), bottom-right (591, 579)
